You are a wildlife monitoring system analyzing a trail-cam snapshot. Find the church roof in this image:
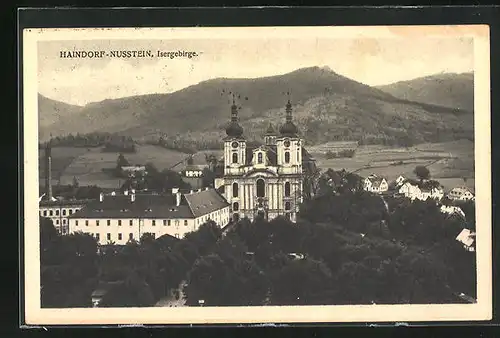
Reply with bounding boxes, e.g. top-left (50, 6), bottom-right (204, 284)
top-left (225, 121), bottom-right (244, 138)
top-left (279, 121), bottom-right (299, 137)
top-left (265, 123), bottom-right (276, 135)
